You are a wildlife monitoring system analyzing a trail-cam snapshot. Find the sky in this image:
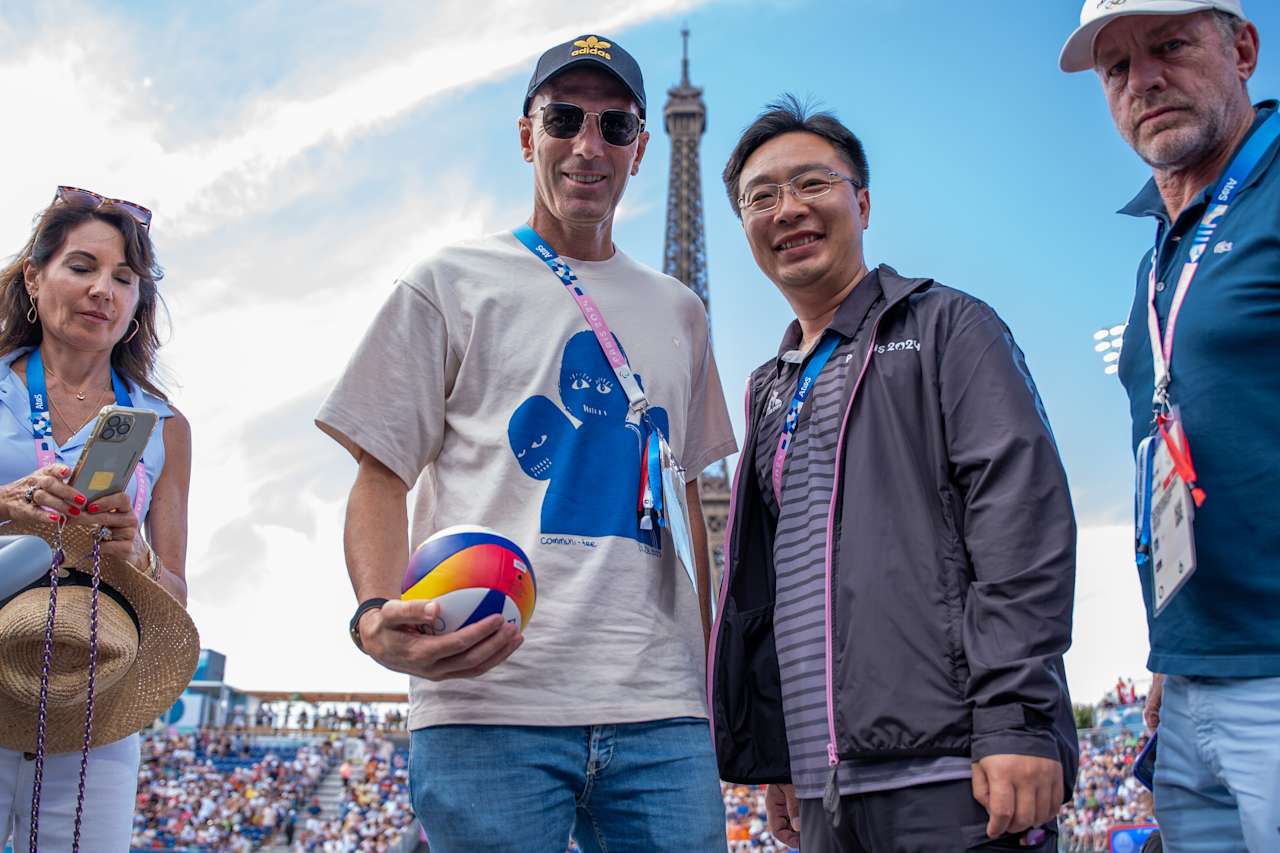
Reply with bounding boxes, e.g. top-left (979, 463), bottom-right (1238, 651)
top-left (2, 0), bottom-right (1276, 707)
